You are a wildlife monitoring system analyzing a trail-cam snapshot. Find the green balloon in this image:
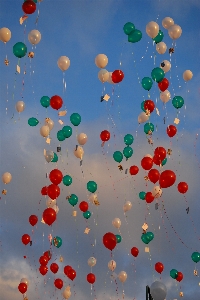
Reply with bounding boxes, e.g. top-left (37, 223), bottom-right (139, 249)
top-left (144, 122), bottom-right (154, 134)
top-left (161, 158), bottom-right (167, 166)
top-left (63, 175), bottom-right (72, 186)
top-left (24, 0), bottom-right (37, 2)
top-left (40, 96), bottom-right (50, 108)
top-left (153, 30), bottom-right (164, 44)
top-left (141, 101), bottom-right (146, 112)
top-left (87, 181), bottom-right (97, 193)
top-left (123, 146), bottom-right (133, 159)
top-left (146, 231), bottom-right (154, 241)
top-left (123, 22), bottom-right (135, 35)
top-left (115, 234), bottom-right (121, 243)
top-left (13, 42), bottom-right (27, 58)
top-left (62, 125), bottom-right (72, 138)
top-left (57, 130), bottom-right (65, 142)
top-left (191, 252), bottom-right (200, 263)
top-left (128, 29), bottom-right (142, 43)
top-left (141, 233), bottom-right (150, 244)
top-left (124, 134), bottom-right (134, 146)
top-left (68, 194), bottom-right (78, 206)
top-left (141, 77), bottom-right (153, 91)
top-left (172, 96), bottom-right (184, 109)
top-left (28, 117), bottom-right (39, 126)
top-left (139, 191), bottom-right (146, 200)
top-left (113, 151), bottom-right (123, 163)
top-left (53, 236), bottom-right (62, 248)
top-left (170, 269), bottom-right (178, 279)
top-left (151, 67), bottom-right (165, 83)
top-left (70, 113), bottom-right (81, 126)
top-left (51, 153), bottom-right (58, 163)
top-left (83, 210), bottom-right (91, 219)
